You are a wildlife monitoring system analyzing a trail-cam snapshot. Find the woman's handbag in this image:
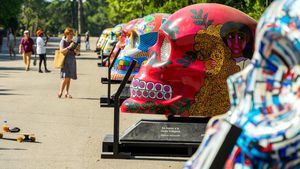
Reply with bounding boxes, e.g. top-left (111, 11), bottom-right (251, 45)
top-left (53, 50), bottom-right (66, 69)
